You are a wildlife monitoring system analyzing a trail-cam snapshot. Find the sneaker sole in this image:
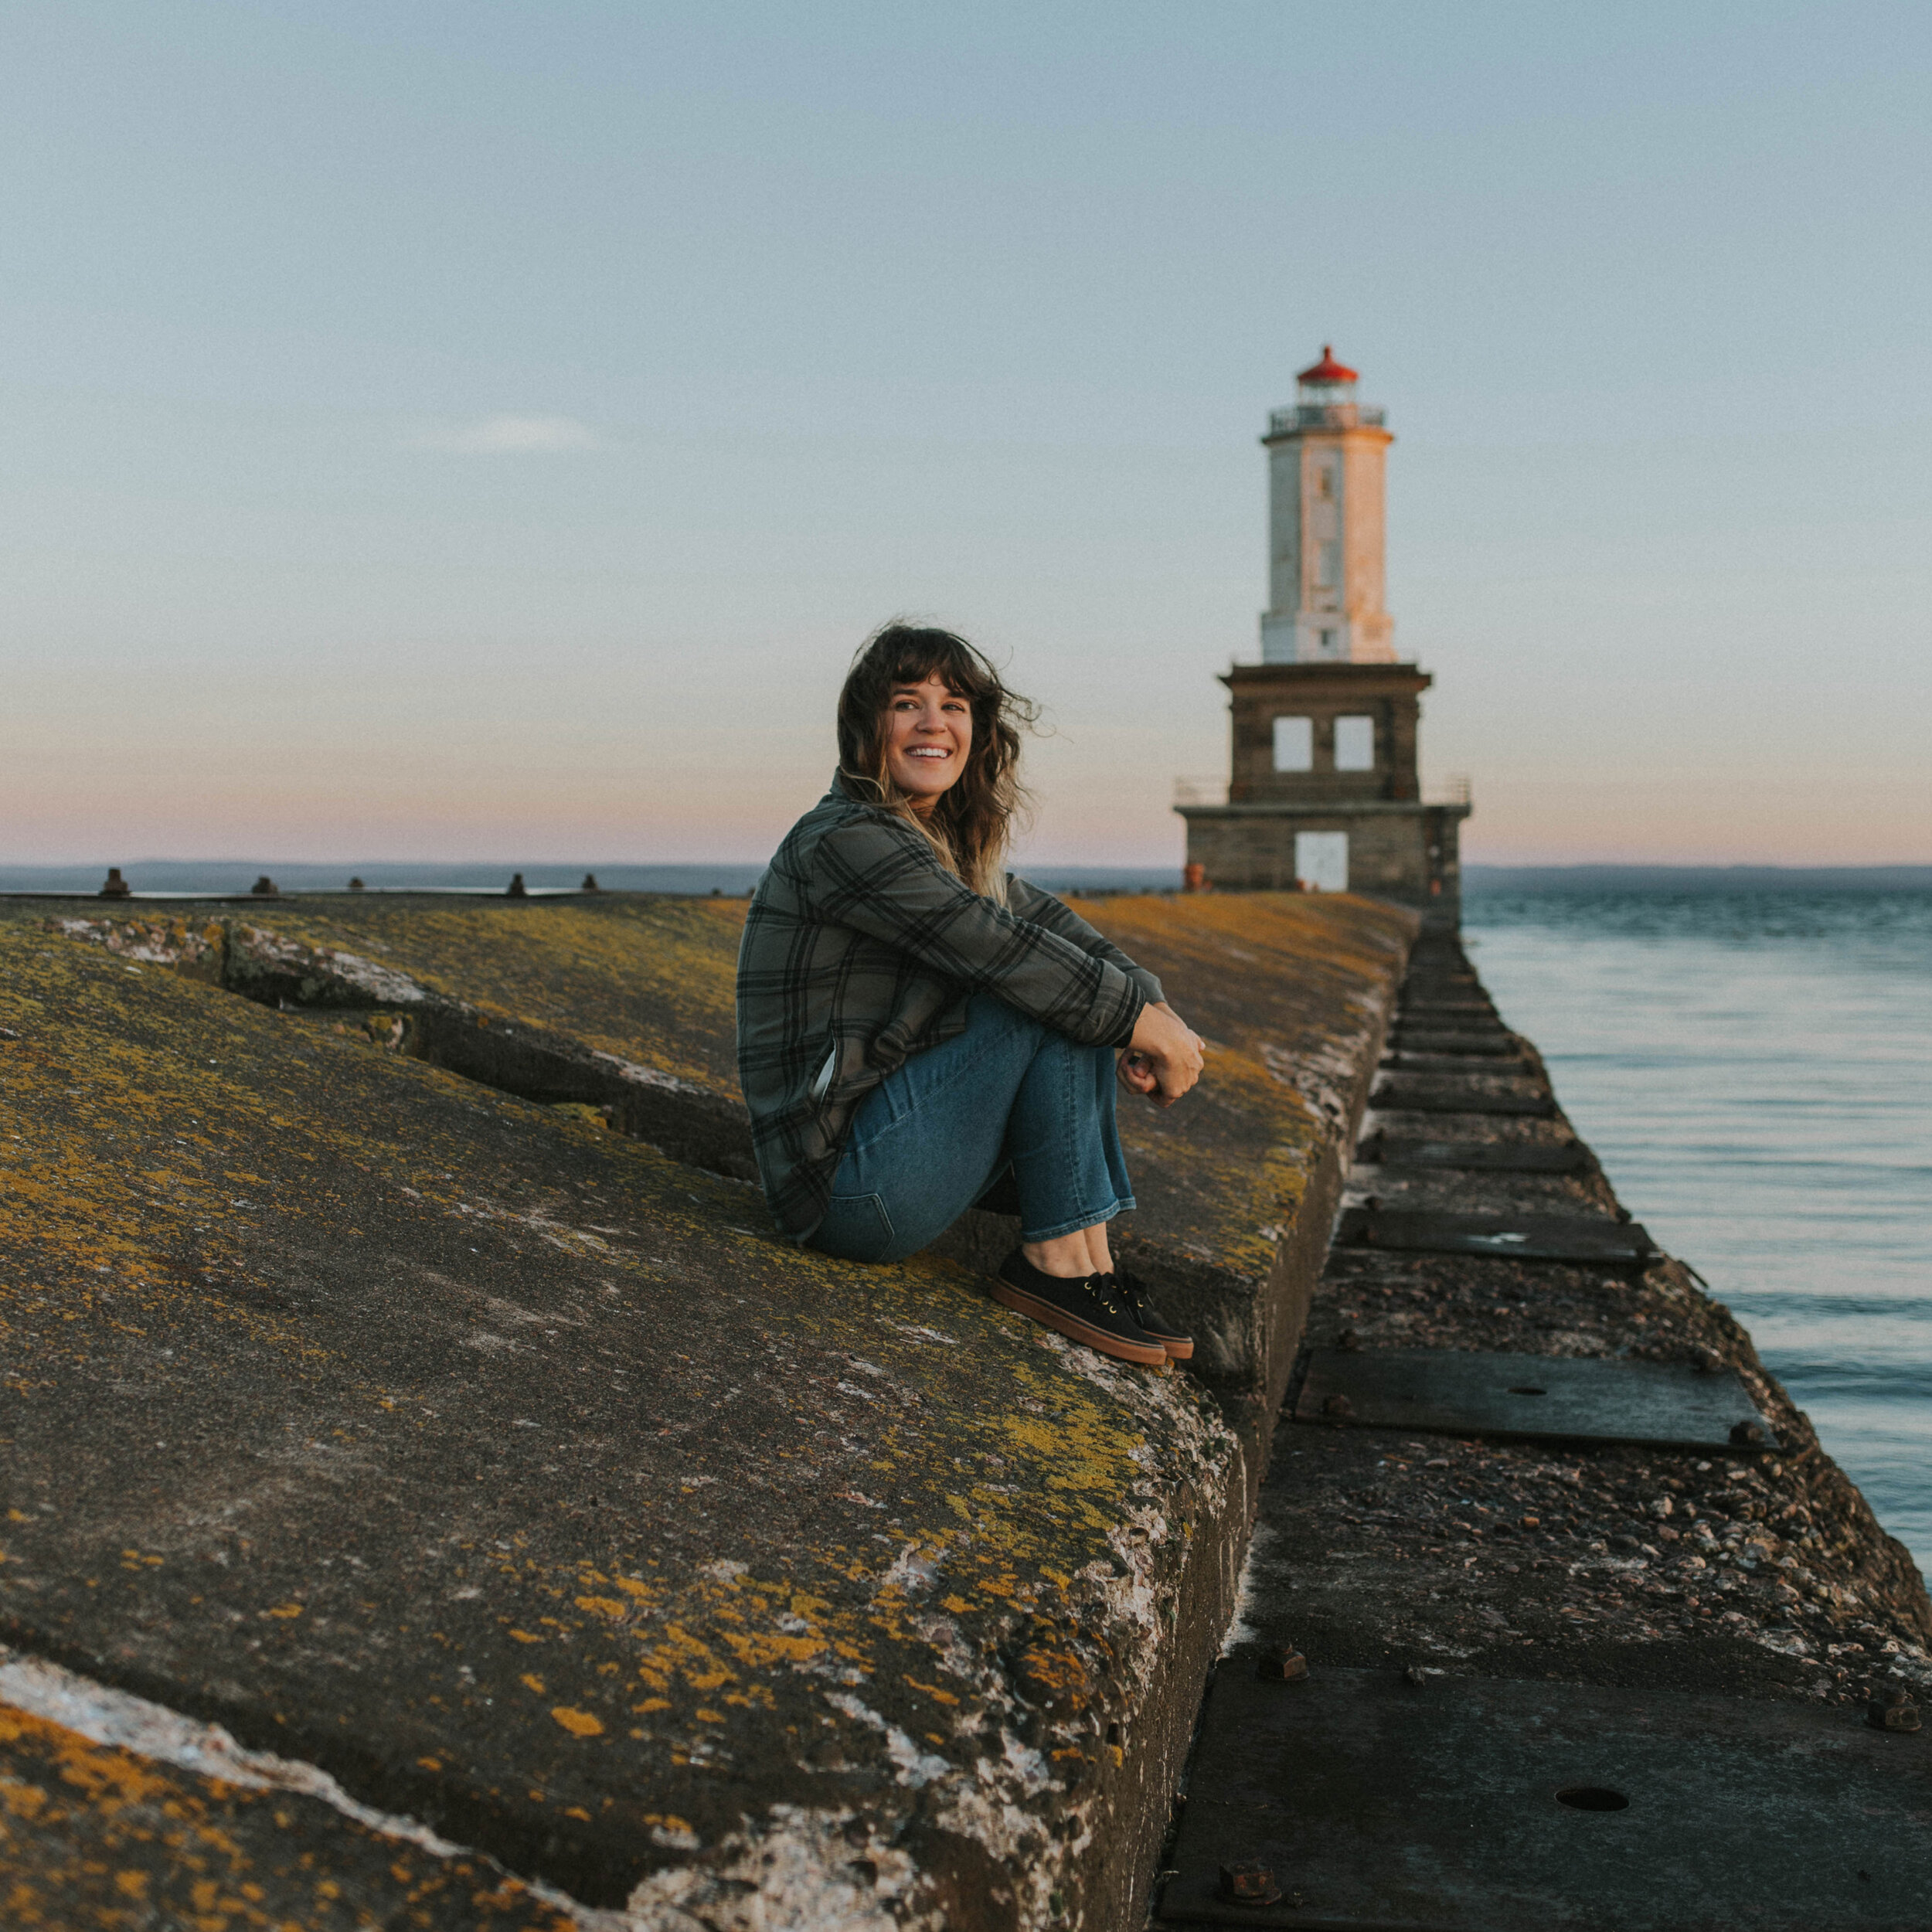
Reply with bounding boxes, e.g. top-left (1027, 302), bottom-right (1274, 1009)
top-left (1150, 1335), bottom-right (1195, 1362)
top-left (988, 1278), bottom-right (1168, 1367)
